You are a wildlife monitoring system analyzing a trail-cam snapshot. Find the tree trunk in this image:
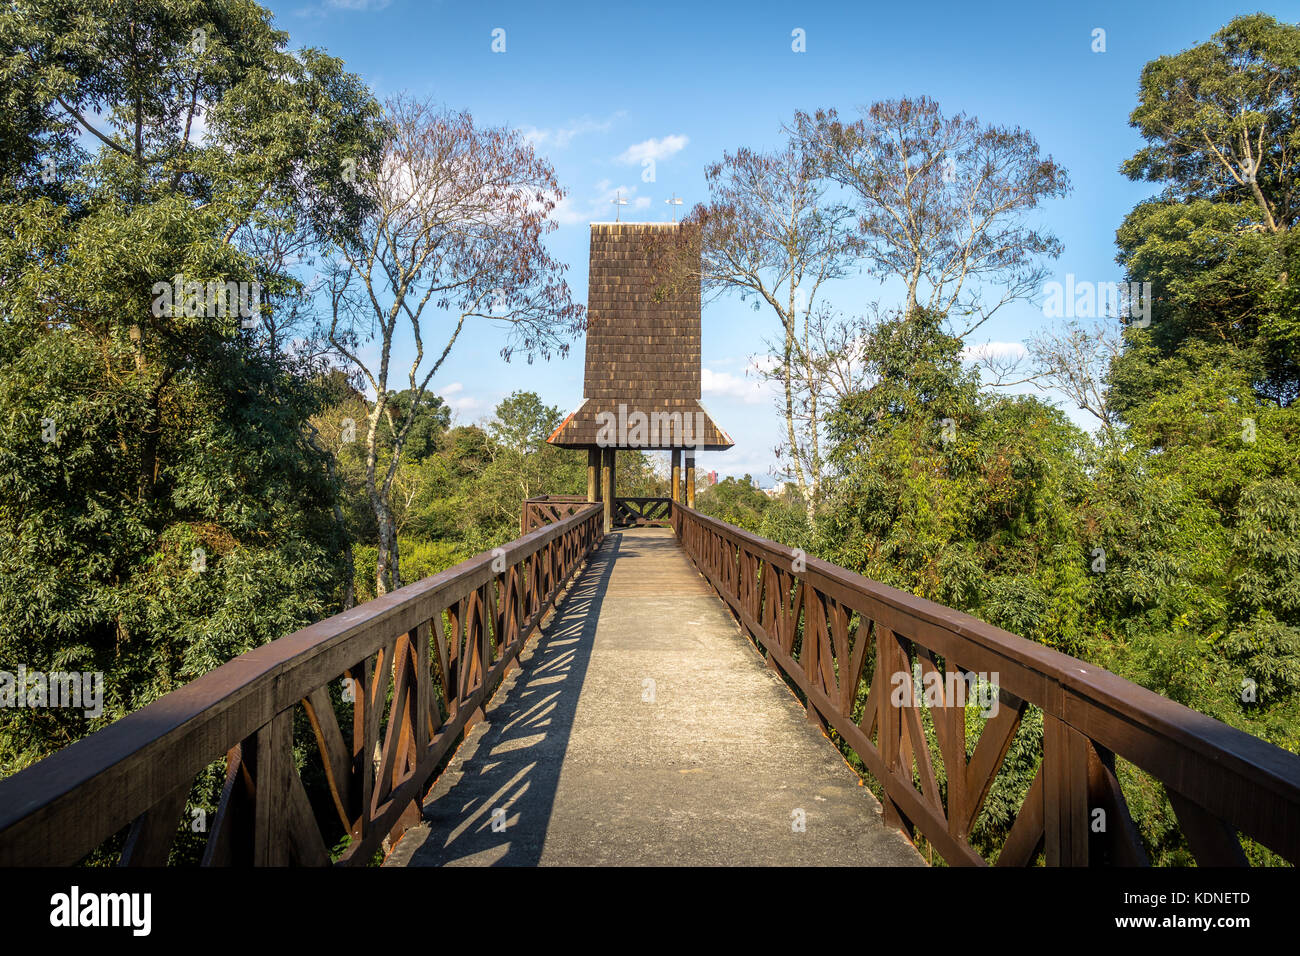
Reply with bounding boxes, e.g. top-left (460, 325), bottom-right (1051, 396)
top-left (363, 401), bottom-right (401, 597)
top-left (781, 303), bottom-right (809, 510)
top-left (374, 501), bottom-right (399, 597)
